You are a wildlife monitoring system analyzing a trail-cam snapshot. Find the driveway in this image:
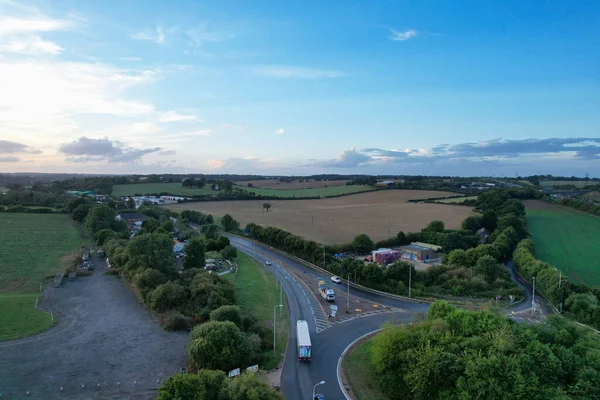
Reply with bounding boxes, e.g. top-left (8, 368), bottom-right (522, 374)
top-left (0, 256), bottom-right (189, 399)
